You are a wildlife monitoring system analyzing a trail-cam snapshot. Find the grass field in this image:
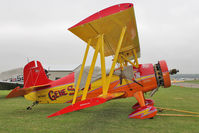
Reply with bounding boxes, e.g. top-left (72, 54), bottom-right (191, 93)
top-left (185, 80), bottom-right (199, 84)
top-left (0, 86), bottom-right (199, 133)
